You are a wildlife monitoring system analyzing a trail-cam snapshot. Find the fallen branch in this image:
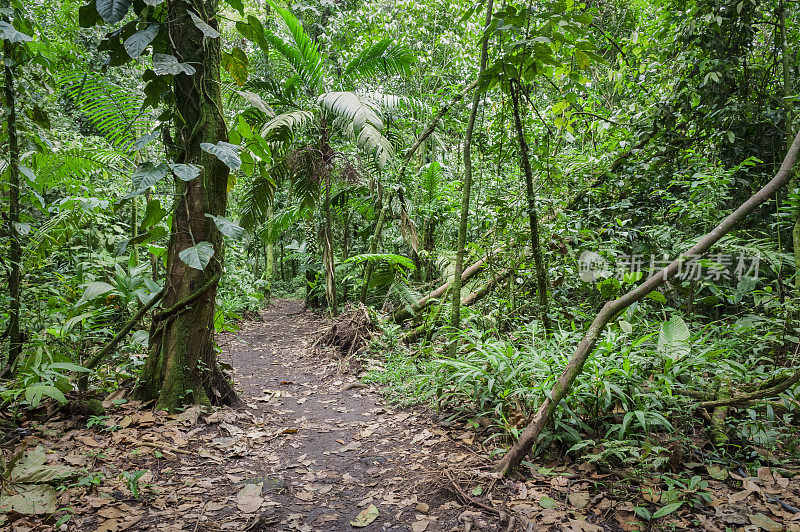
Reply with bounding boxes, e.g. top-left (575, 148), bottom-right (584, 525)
top-left (494, 130), bottom-right (800, 475)
top-left (446, 470), bottom-right (500, 516)
top-left (404, 270), bottom-right (511, 342)
top-left (135, 441), bottom-right (193, 455)
top-left (78, 288), bottom-right (166, 391)
top-left (392, 248), bottom-right (501, 323)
